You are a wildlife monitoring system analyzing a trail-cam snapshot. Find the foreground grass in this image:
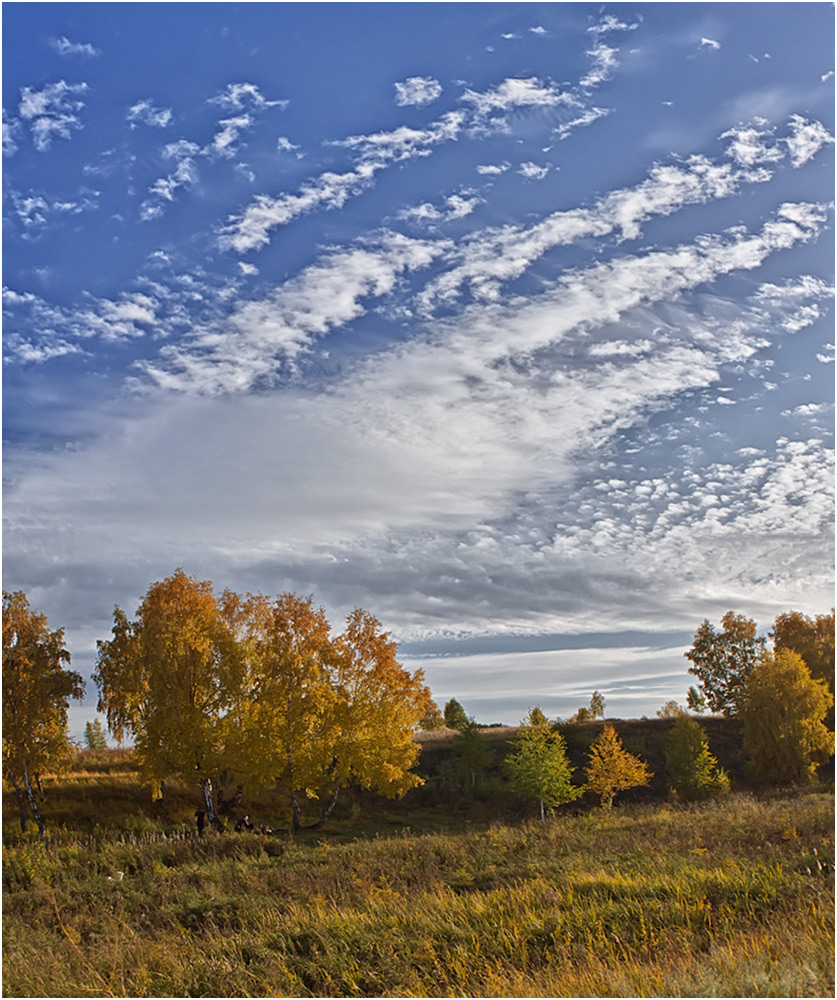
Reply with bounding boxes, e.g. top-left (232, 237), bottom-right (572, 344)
top-left (3, 790), bottom-right (833, 998)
